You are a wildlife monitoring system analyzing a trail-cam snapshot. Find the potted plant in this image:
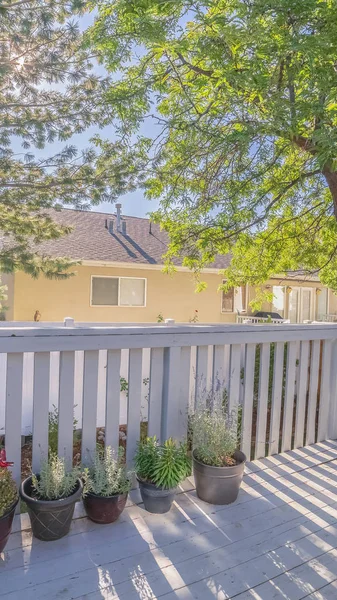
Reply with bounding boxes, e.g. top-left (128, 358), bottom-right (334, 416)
top-left (20, 455), bottom-right (82, 541)
top-left (0, 449), bottom-right (18, 553)
top-left (192, 407), bottom-right (246, 505)
top-left (135, 436), bottom-right (190, 514)
top-left (82, 446), bottom-right (132, 524)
